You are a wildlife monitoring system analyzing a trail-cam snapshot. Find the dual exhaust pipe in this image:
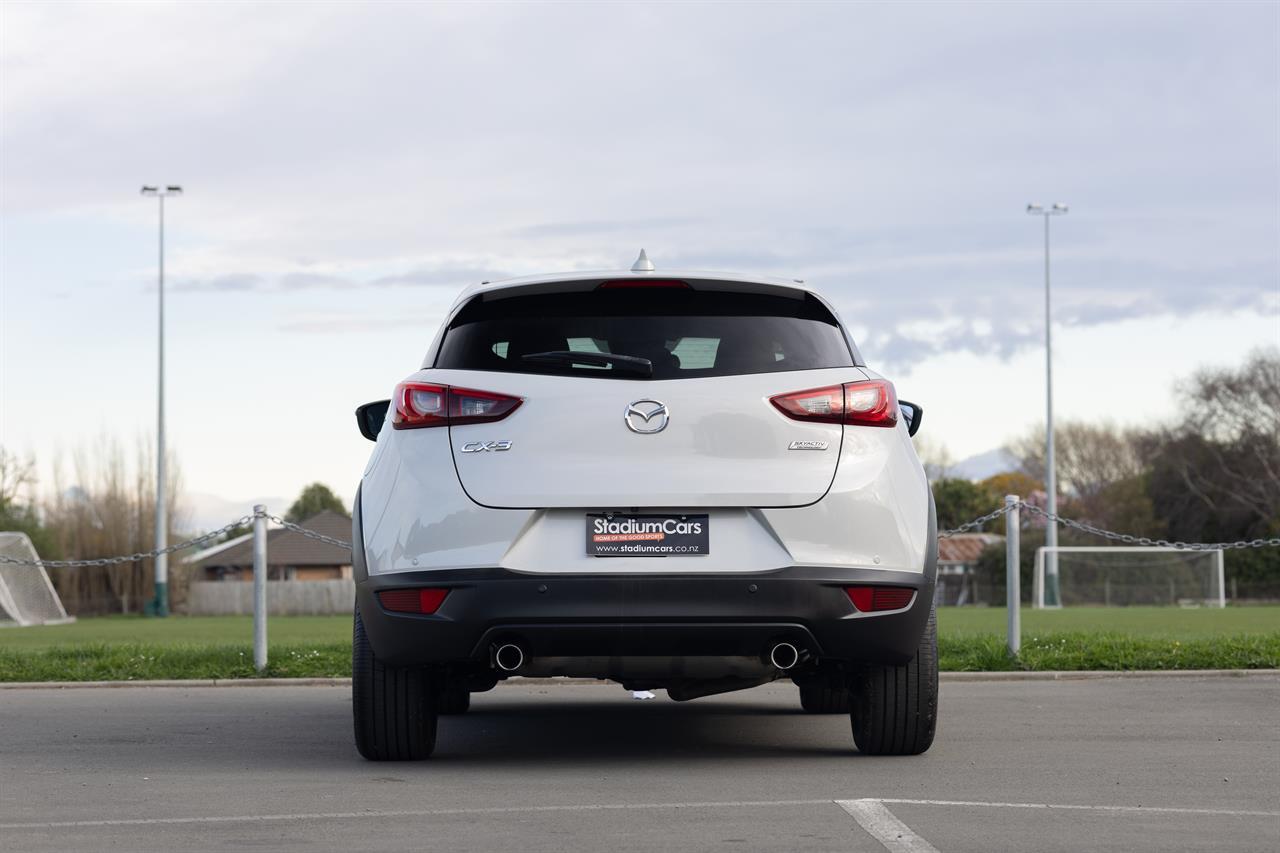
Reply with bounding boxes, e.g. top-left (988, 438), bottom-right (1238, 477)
top-left (493, 643), bottom-right (525, 672)
top-left (767, 641), bottom-right (803, 671)
top-left (493, 641), bottom-right (804, 673)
